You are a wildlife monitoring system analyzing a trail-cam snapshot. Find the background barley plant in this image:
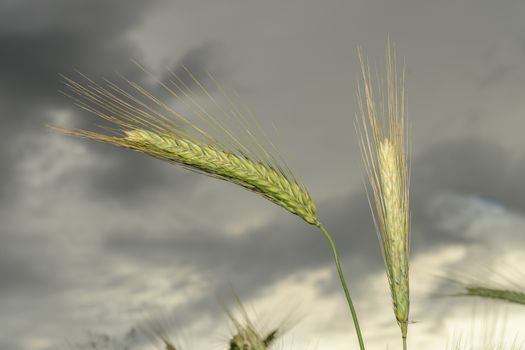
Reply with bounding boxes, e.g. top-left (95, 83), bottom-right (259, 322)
top-left (449, 261), bottom-right (525, 308)
top-left (3, 1), bottom-right (525, 349)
